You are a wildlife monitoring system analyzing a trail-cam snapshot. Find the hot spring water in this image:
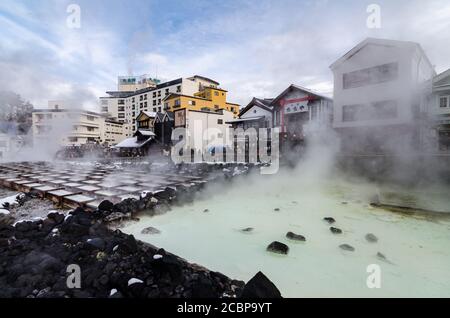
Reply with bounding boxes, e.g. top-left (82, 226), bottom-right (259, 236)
top-left (122, 173), bottom-right (450, 297)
